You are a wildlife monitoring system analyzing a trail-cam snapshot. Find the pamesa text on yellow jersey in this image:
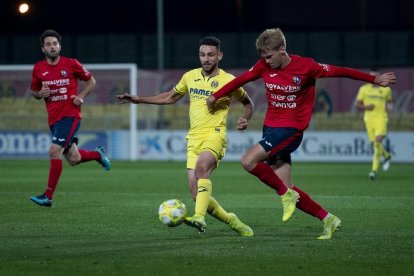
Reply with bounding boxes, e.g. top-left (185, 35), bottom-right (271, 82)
top-left (174, 68), bottom-right (247, 136)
